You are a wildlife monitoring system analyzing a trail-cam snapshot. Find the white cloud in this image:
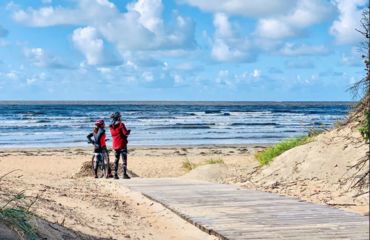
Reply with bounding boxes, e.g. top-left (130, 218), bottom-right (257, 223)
top-left (12, 0), bottom-right (196, 52)
top-left (252, 69), bottom-right (261, 78)
top-left (13, 7), bottom-right (82, 26)
top-left (256, 19), bottom-right (295, 39)
top-left (216, 70), bottom-right (233, 87)
top-left (330, 0), bottom-right (367, 44)
top-left (280, 43), bottom-right (329, 56)
top-left (178, 0), bottom-right (297, 18)
top-left (173, 73), bottom-right (185, 86)
top-left (340, 47), bottom-right (362, 66)
top-left (142, 71), bottom-right (154, 82)
top-left (215, 69), bottom-right (262, 88)
top-left (26, 72), bottom-right (47, 85)
top-left (24, 47), bottom-right (69, 68)
top-left (255, 0), bottom-right (334, 40)
top-left (211, 13), bottom-right (256, 62)
top-left (5, 71), bottom-right (18, 80)
top-left (72, 27), bottom-right (104, 65)
top-left (97, 67), bottom-right (112, 74)
top-left (127, 0), bottom-right (163, 33)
